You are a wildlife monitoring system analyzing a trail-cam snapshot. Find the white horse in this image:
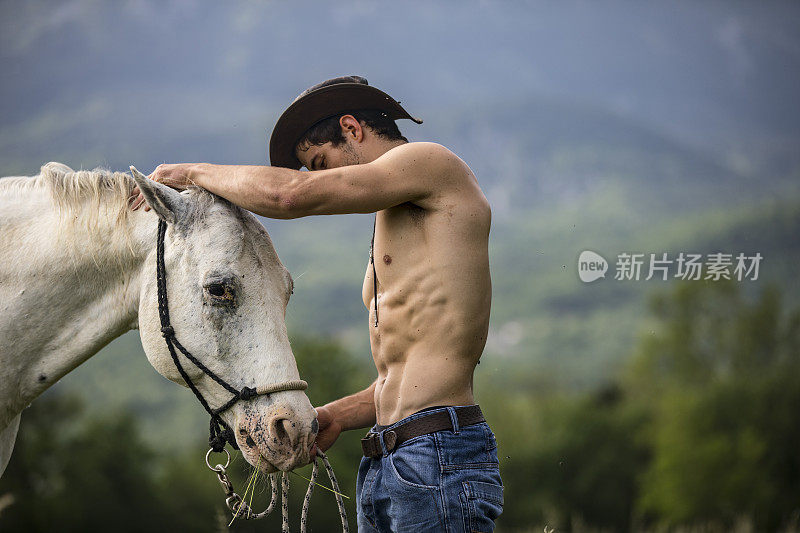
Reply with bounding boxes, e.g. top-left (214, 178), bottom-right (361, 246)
top-left (0, 162), bottom-right (317, 477)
